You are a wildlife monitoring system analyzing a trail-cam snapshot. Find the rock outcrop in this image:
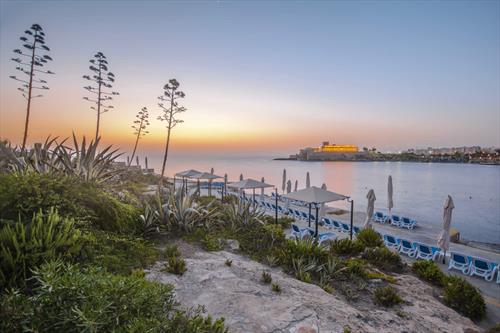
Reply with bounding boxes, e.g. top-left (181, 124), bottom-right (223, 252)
top-left (146, 242), bottom-right (480, 333)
